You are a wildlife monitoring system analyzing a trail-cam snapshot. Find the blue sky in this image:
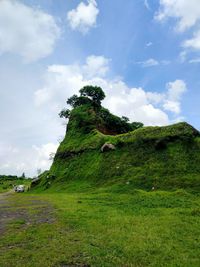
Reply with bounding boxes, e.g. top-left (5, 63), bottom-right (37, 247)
top-left (0, 0), bottom-right (200, 176)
